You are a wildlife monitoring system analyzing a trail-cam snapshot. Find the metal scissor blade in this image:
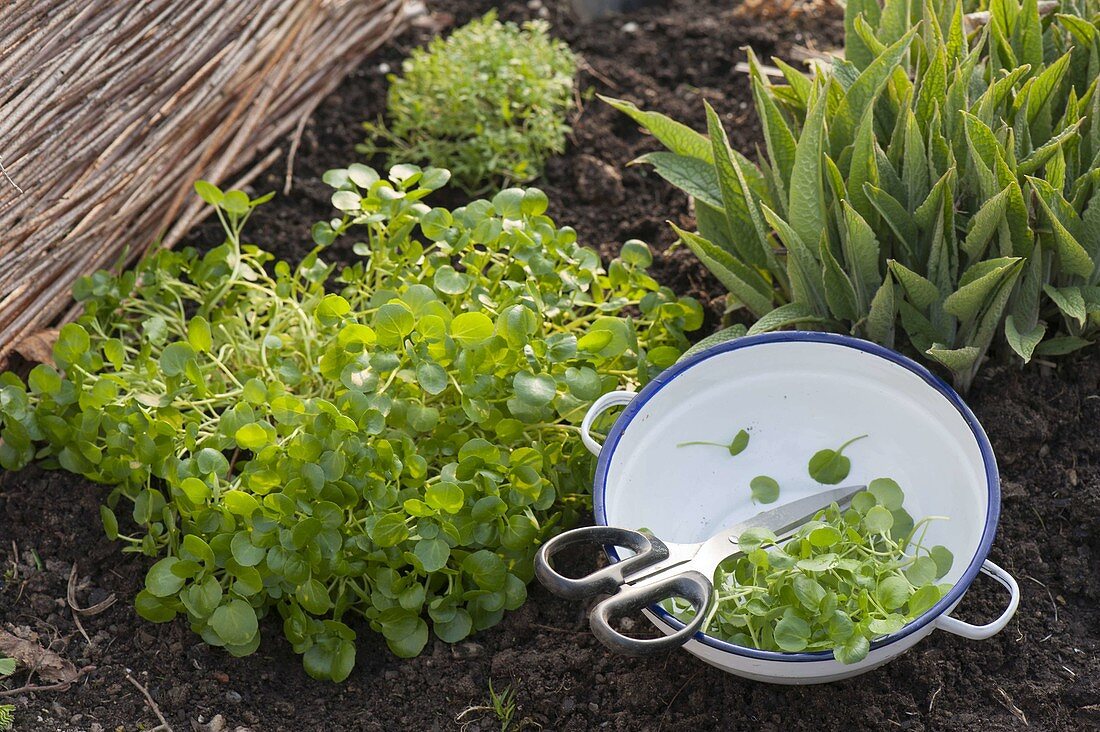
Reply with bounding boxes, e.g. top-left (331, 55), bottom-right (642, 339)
top-left (709, 484), bottom-right (867, 548)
